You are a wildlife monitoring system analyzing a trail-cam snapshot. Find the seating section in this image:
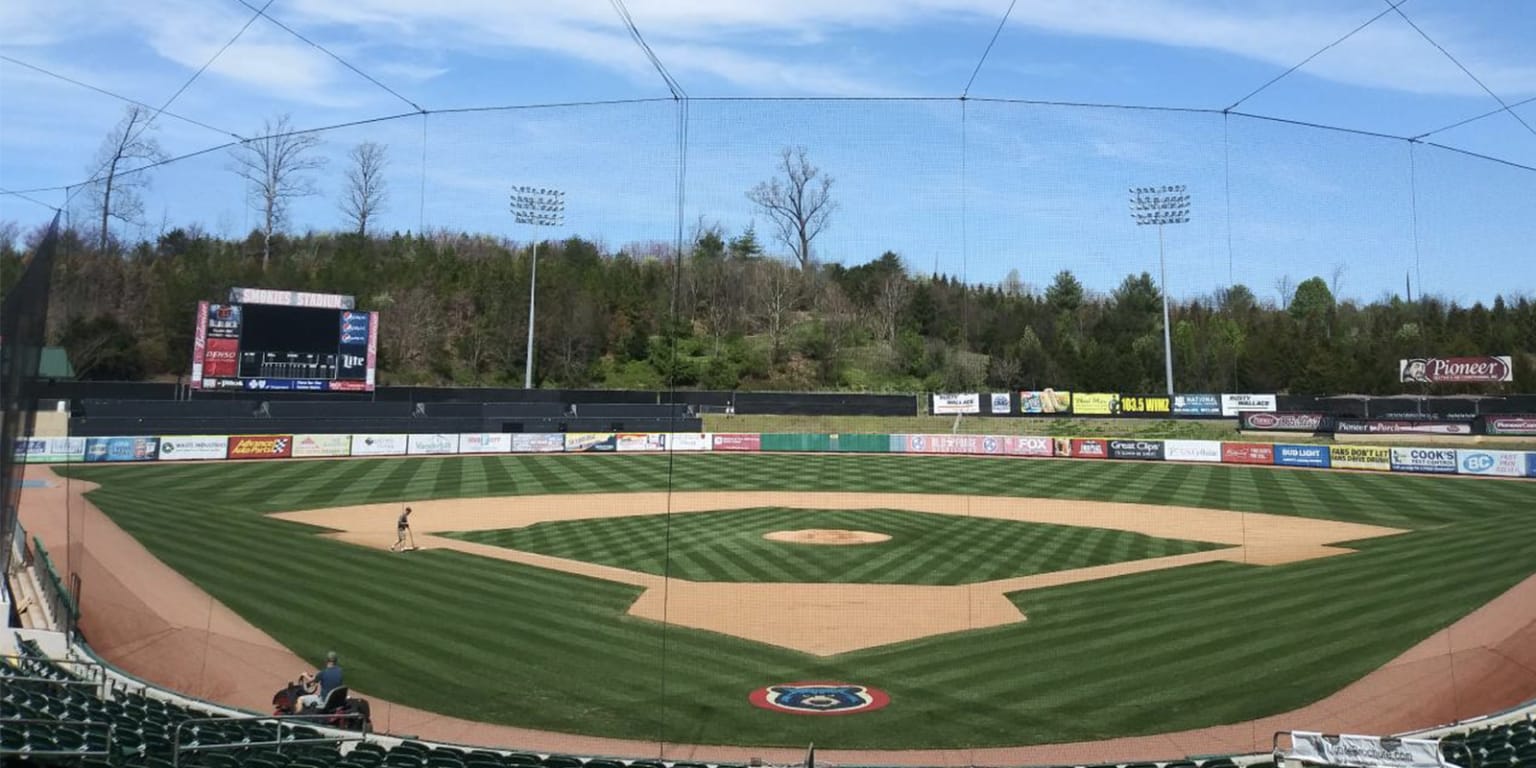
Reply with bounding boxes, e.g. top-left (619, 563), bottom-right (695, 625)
top-left (1441, 719), bottom-right (1536, 768)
